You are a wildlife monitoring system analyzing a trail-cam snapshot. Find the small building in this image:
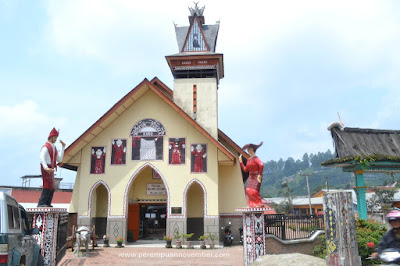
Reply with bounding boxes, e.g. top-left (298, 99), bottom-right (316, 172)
top-left (60, 5), bottom-right (247, 243)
